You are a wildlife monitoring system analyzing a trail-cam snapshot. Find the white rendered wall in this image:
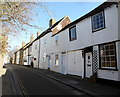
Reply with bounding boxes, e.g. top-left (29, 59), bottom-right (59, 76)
top-left (98, 70), bottom-right (118, 81)
top-left (32, 40), bottom-right (39, 68)
top-left (64, 4), bottom-right (118, 51)
top-left (39, 32), bottom-right (52, 69)
top-left (16, 51), bottom-right (20, 64)
top-left (116, 41), bottom-right (120, 81)
top-left (38, 4), bottom-right (119, 79)
top-left (98, 42), bottom-right (119, 81)
top-left (118, 3), bottom-right (120, 40)
top-left (50, 53), bottom-right (61, 73)
top-left (67, 50), bottom-right (84, 77)
top-left (23, 48), bottom-right (28, 65)
top-left (118, 3), bottom-right (120, 81)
